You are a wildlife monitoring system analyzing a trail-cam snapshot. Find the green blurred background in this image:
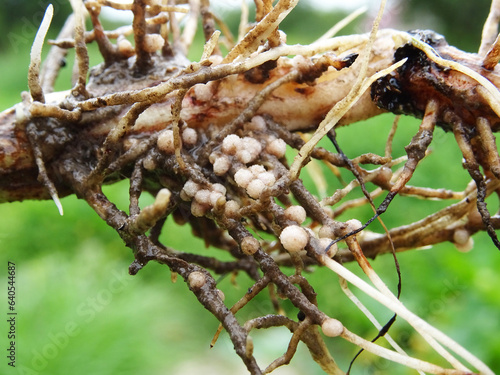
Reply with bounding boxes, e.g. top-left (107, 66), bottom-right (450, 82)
top-left (0, 1), bottom-right (499, 374)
